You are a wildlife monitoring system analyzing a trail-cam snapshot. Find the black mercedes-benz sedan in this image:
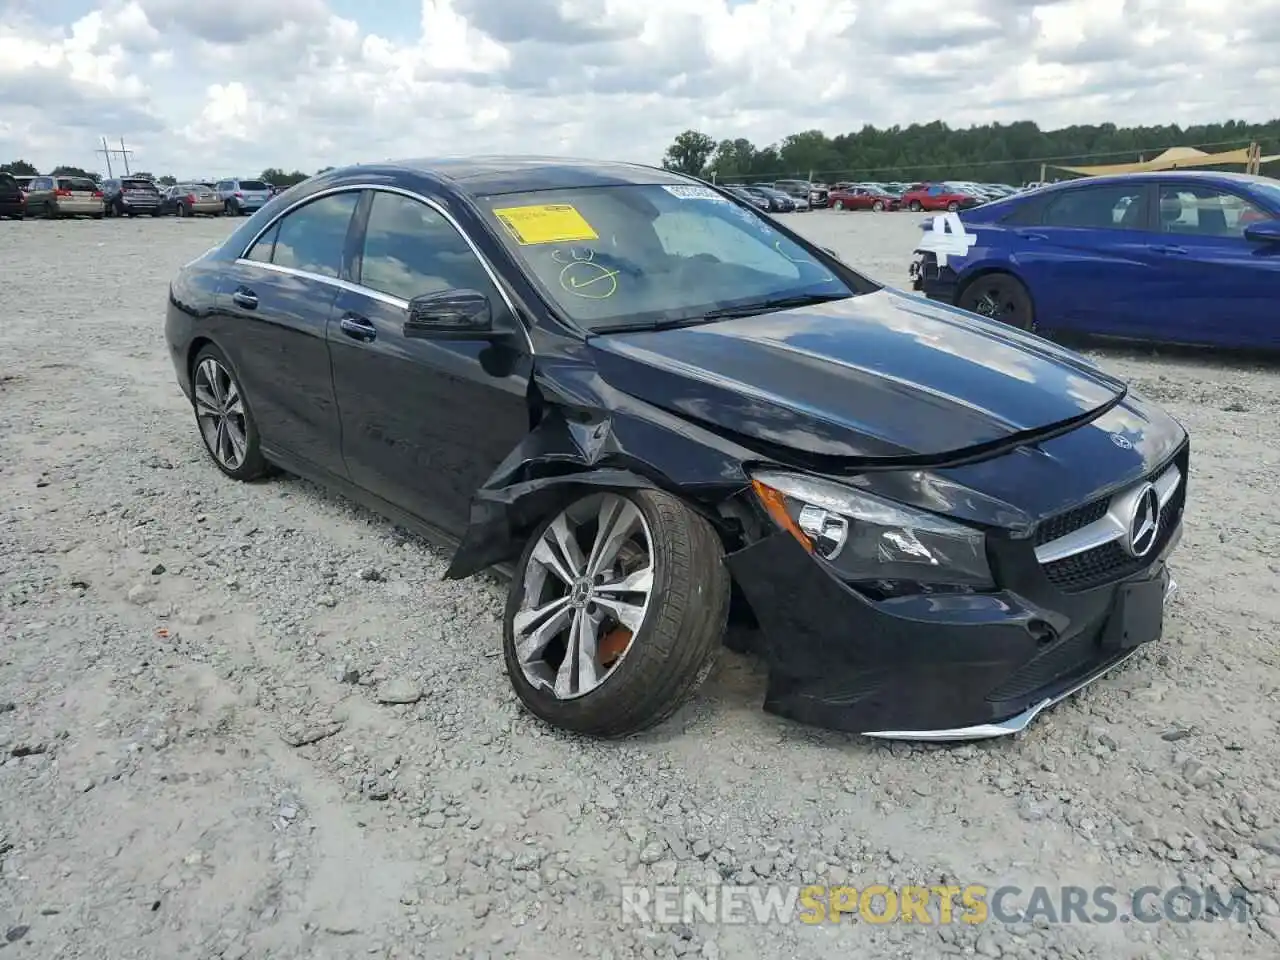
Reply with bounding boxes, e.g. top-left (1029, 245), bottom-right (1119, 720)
top-left (164, 156), bottom-right (1188, 741)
